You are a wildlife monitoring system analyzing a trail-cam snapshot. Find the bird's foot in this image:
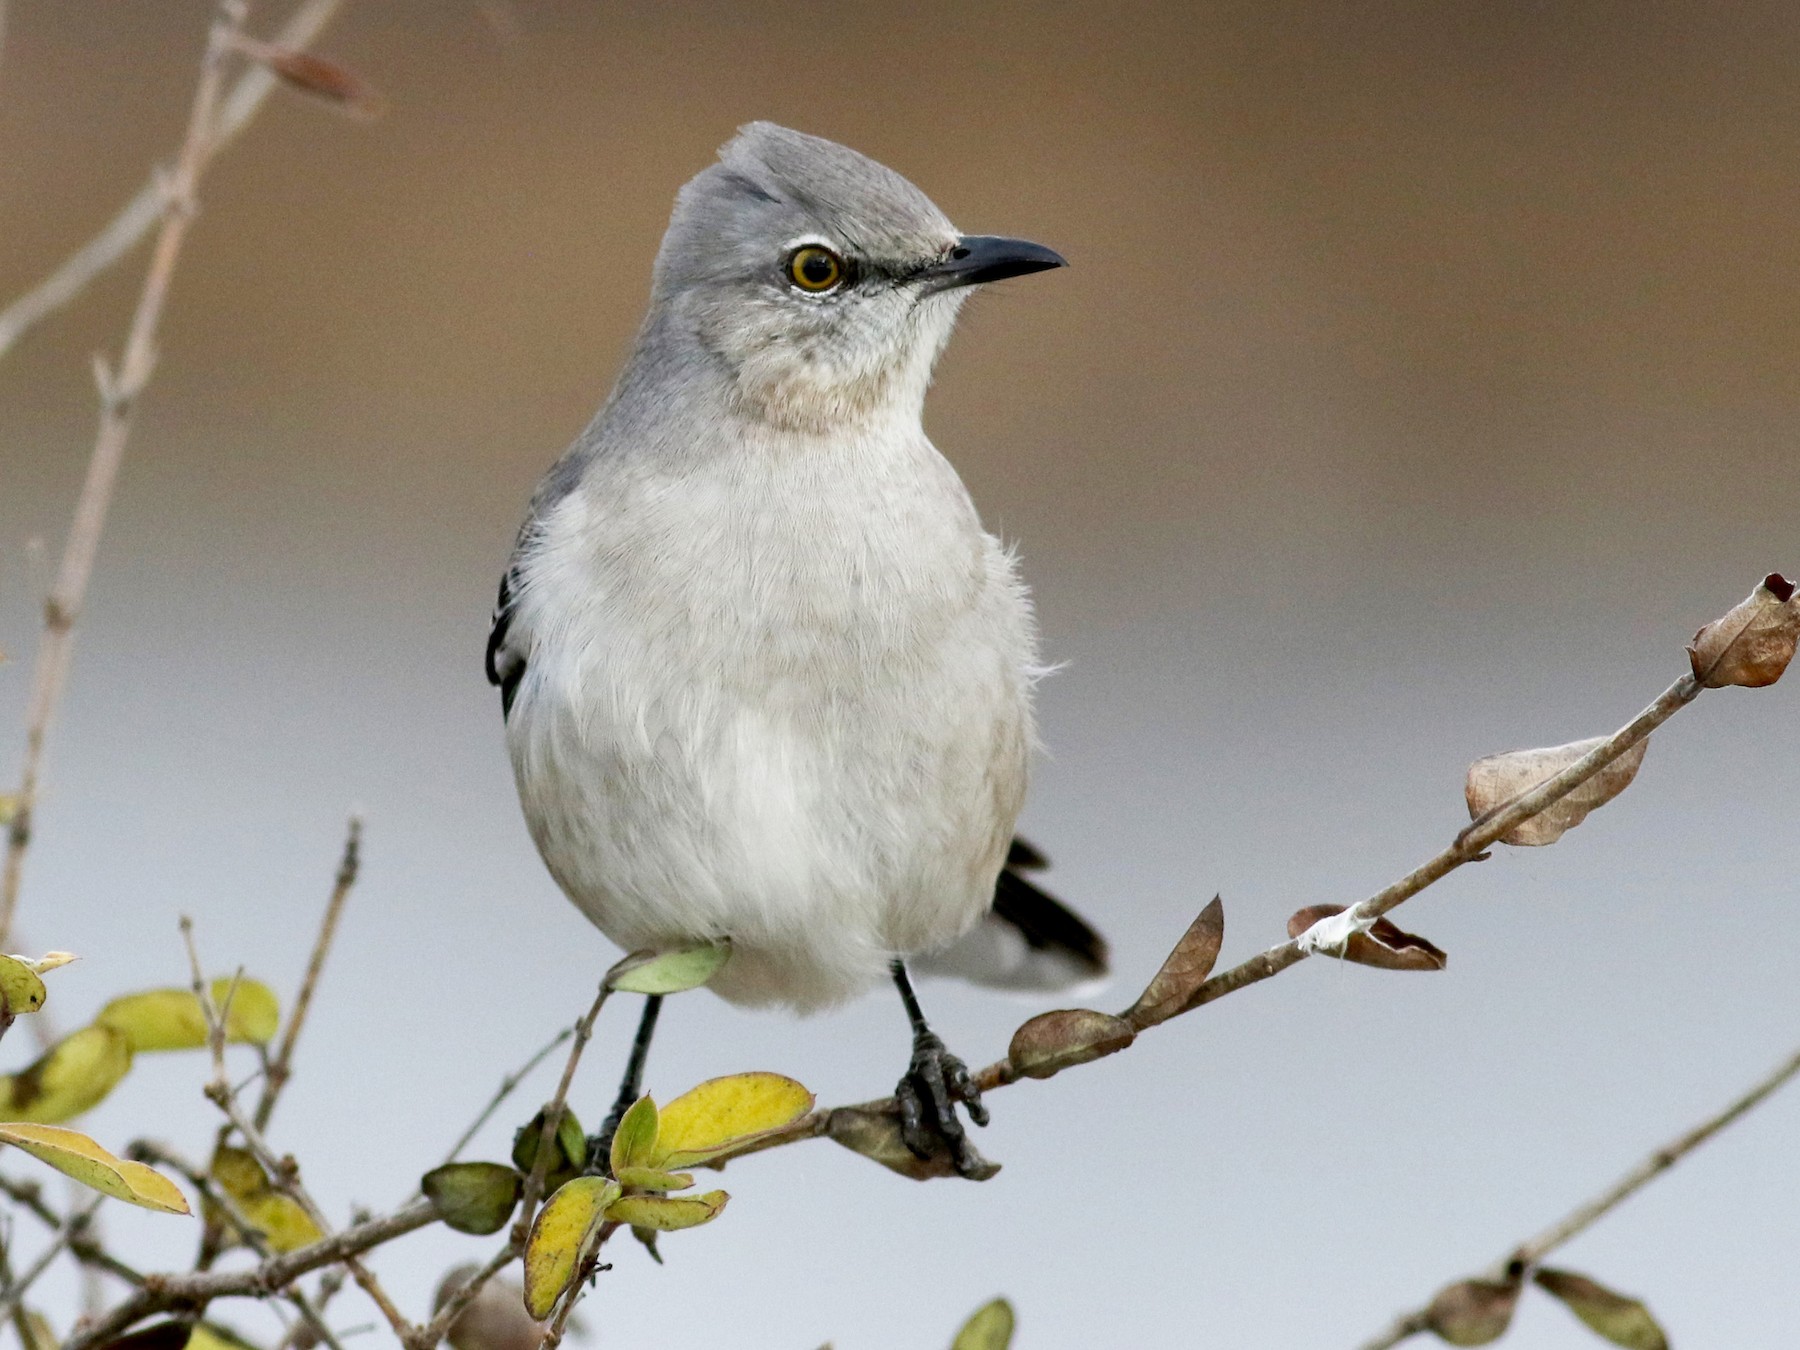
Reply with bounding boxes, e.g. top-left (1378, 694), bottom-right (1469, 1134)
top-left (895, 1030), bottom-right (997, 1181)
